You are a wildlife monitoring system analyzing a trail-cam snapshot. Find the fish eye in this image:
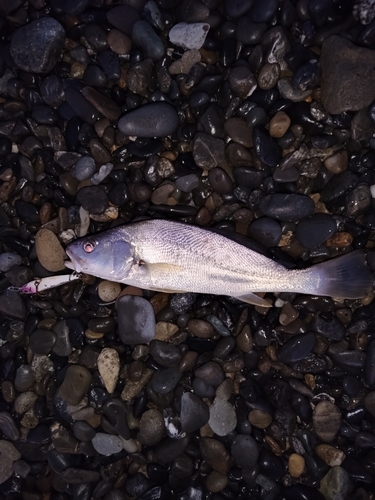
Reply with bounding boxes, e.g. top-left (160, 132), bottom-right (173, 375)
top-left (83, 241), bottom-right (96, 253)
